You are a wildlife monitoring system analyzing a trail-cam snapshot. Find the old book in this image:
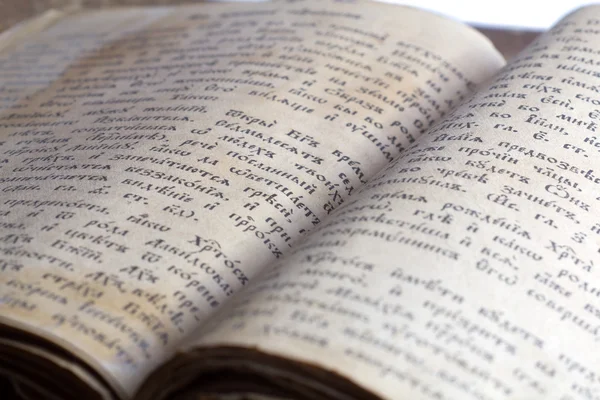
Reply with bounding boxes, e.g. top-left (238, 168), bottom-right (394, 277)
top-left (0, 0), bottom-right (598, 399)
